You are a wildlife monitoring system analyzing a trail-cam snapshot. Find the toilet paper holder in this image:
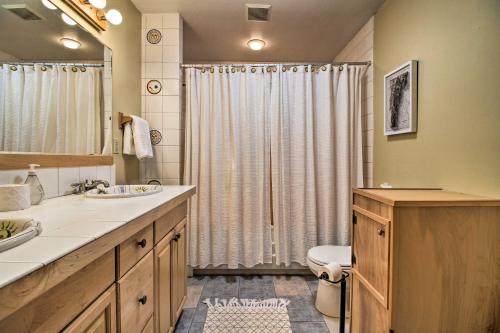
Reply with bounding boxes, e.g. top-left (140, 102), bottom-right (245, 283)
top-left (319, 270), bottom-right (350, 333)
